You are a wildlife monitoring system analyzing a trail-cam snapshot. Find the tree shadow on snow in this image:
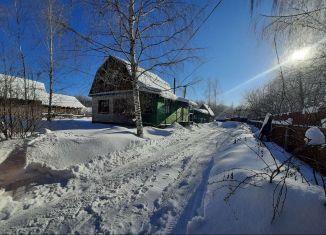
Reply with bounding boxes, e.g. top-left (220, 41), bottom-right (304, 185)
top-left (146, 128), bottom-right (173, 137)
top-left (0, 142), bottom-right (73, 196)
top-left (37, 119), bottom-right (131, 131)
